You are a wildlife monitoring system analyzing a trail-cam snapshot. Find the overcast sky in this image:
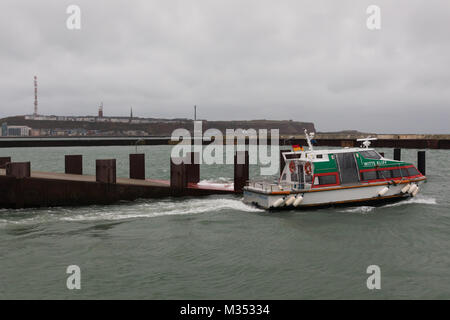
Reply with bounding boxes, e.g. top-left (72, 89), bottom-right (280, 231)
top-left (0, 0), bottom-right (449, 133)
